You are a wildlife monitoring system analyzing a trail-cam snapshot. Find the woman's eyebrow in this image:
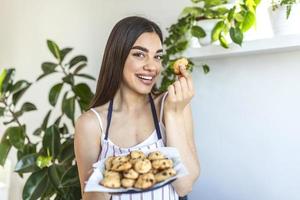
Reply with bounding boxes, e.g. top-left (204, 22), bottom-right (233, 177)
top-left (132, 46), bottom-right (163, 53)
